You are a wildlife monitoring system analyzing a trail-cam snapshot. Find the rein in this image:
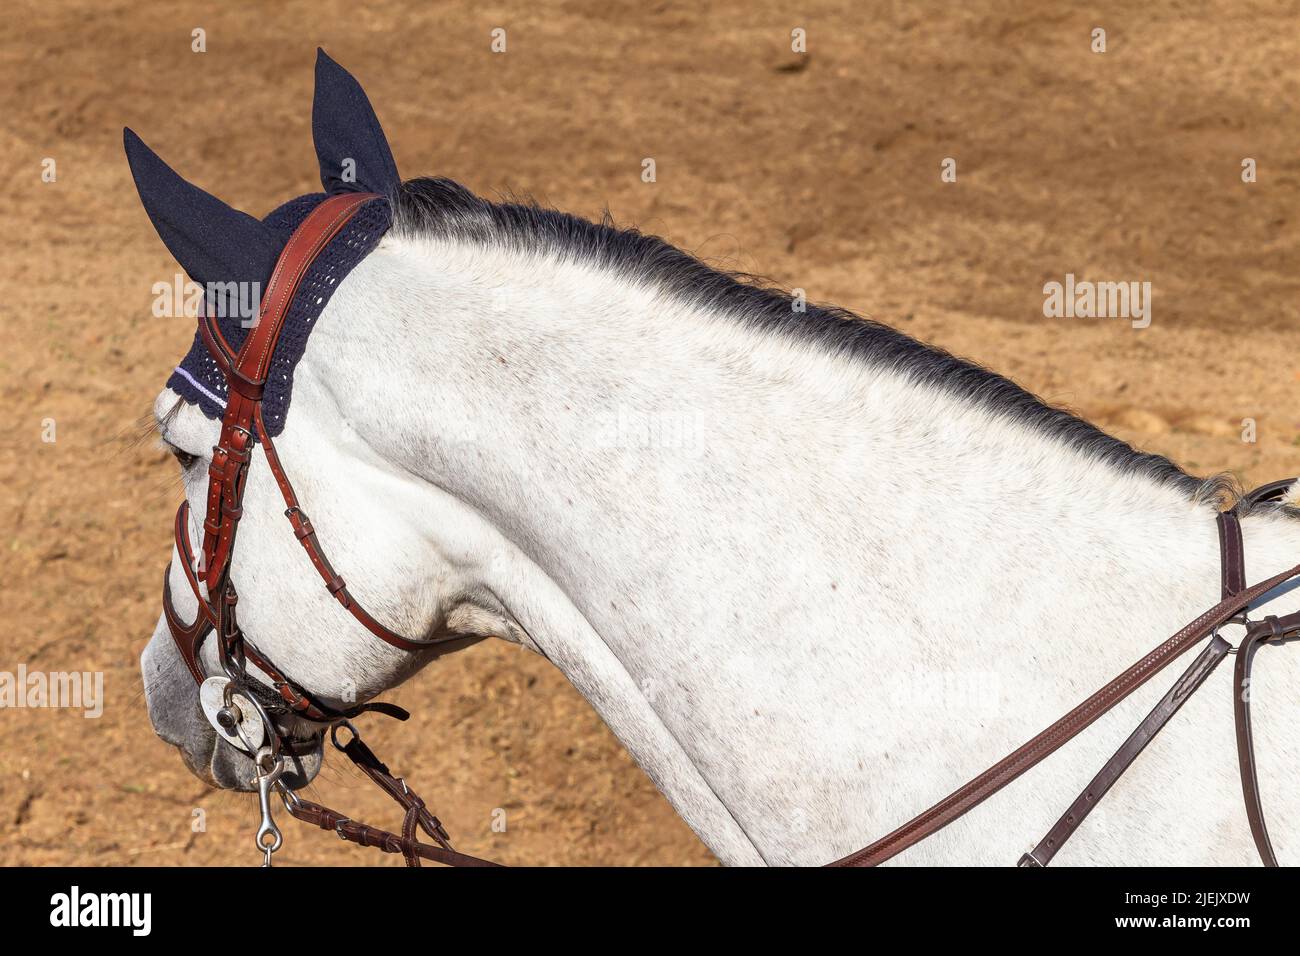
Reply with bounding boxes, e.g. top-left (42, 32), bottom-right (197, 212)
top-left (161, 191), bottom-right (1299, 869)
